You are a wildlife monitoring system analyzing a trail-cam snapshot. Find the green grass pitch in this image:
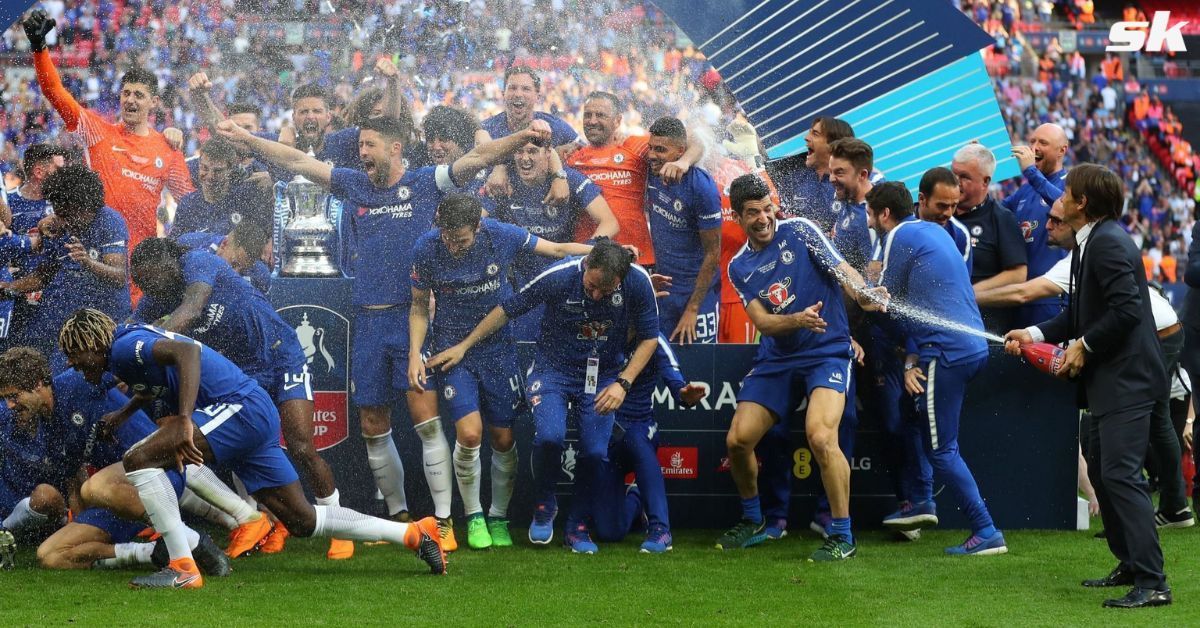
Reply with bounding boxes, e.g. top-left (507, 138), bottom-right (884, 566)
top-left (2, 523), bottom-right (1198, 626)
